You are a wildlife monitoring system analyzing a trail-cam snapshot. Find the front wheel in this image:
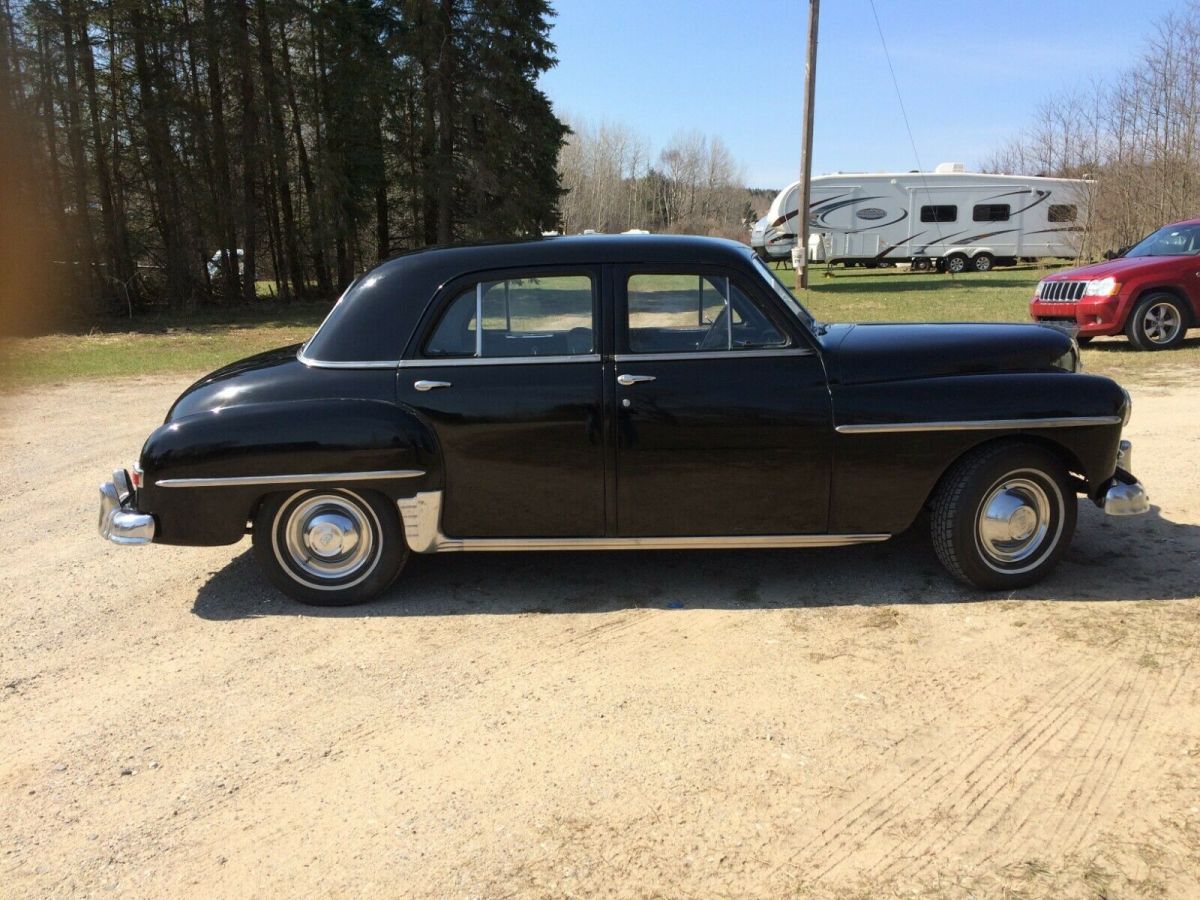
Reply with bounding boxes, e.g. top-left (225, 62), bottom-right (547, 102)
top-left (930, 444), bottom-right (1076, 590)
top-left (253, 488), bottom-right (408, 605)
top-left (1125, 293), bottom-right (1188, 350)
